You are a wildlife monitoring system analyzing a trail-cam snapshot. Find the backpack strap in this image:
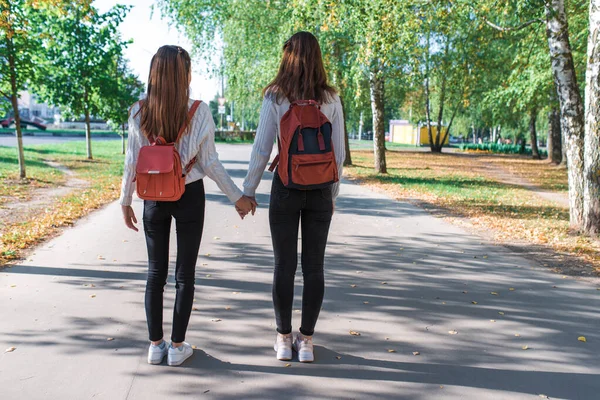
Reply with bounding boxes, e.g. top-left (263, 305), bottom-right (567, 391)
top-left (181, 100), bottom-right (202, 175)
top-left (176, 100), bottom-right (202, 143)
